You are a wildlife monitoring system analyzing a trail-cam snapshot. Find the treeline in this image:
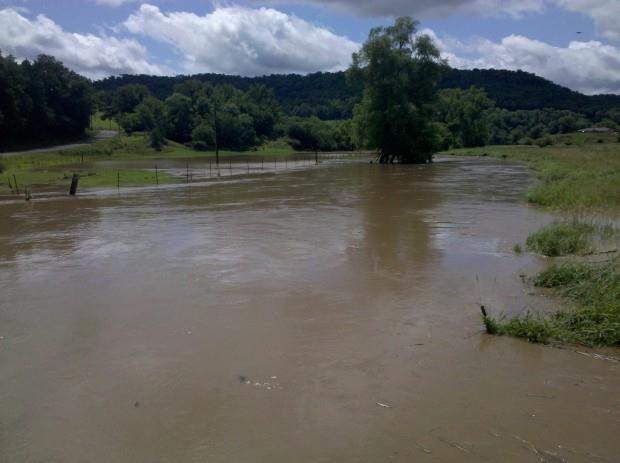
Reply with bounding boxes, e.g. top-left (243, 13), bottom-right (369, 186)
top-left (96, 72), bottom-right (362, 121)
top-left (0, 53), bottom-right (92, 147)
top-left (99, 80), bottom-right (354, 151)
top-left (95, 68), bottom-right (620, 120)
top-left (2, 51), bottom-right (619, 153)
top-left (435, 89), bottom-right (620, 149)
